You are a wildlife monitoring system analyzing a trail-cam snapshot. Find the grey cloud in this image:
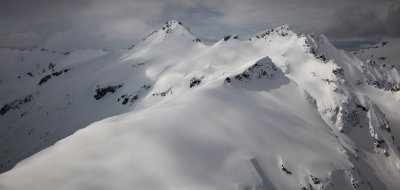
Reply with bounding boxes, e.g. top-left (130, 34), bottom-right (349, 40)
top-left (320, 5), bottom-right (400, 40)
top-left (386, 7), bottom-right (400, 36)
top-left (0, 31), bottom-right (43, 48)
top-left (0, 0), bottom-right (399, 51)
top-left (0, 0), bottom-right (92, 48)
top-left (0, 0), bottom-right (162, 50)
